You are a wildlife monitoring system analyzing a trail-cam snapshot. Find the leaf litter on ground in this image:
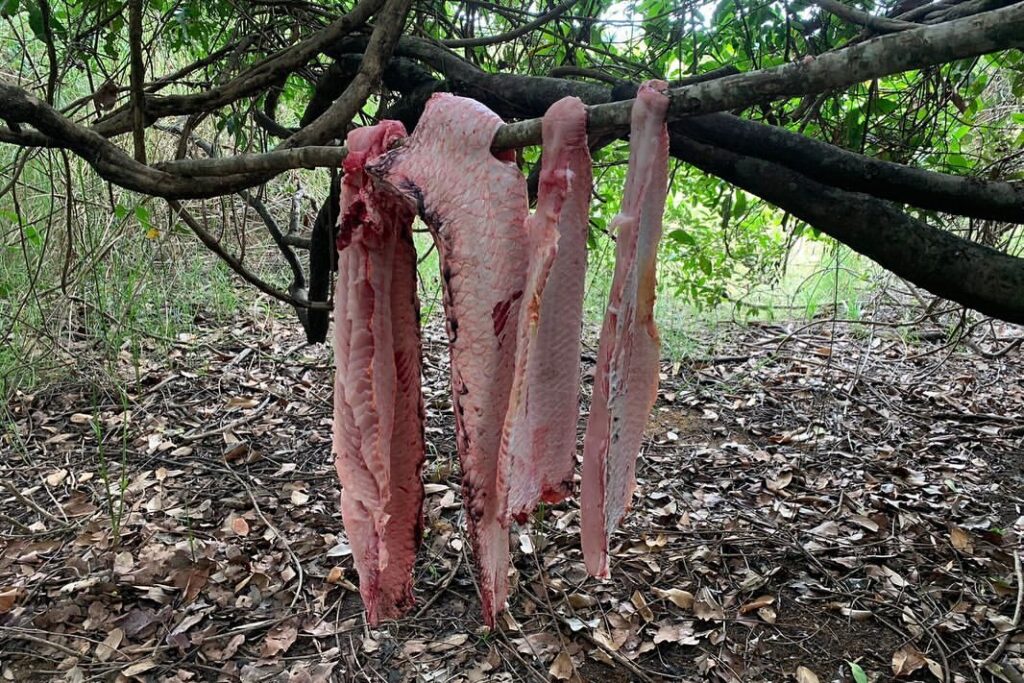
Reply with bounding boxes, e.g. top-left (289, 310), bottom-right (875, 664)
top-left (0, 308), bottom-right (1022, 681)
